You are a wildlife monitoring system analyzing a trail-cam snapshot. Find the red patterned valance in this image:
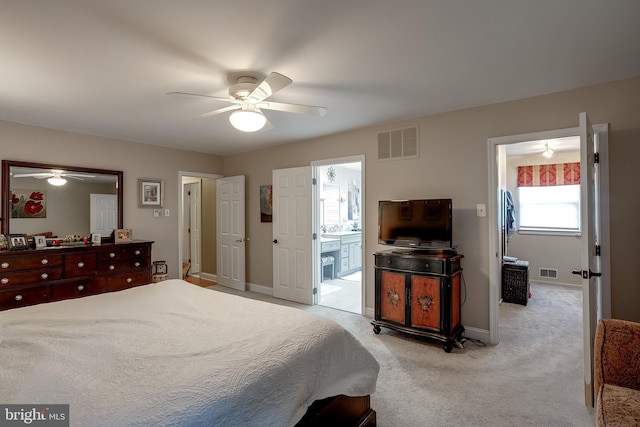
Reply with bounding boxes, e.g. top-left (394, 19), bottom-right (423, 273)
top-left (517, 162), bottom-right (580, 187)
